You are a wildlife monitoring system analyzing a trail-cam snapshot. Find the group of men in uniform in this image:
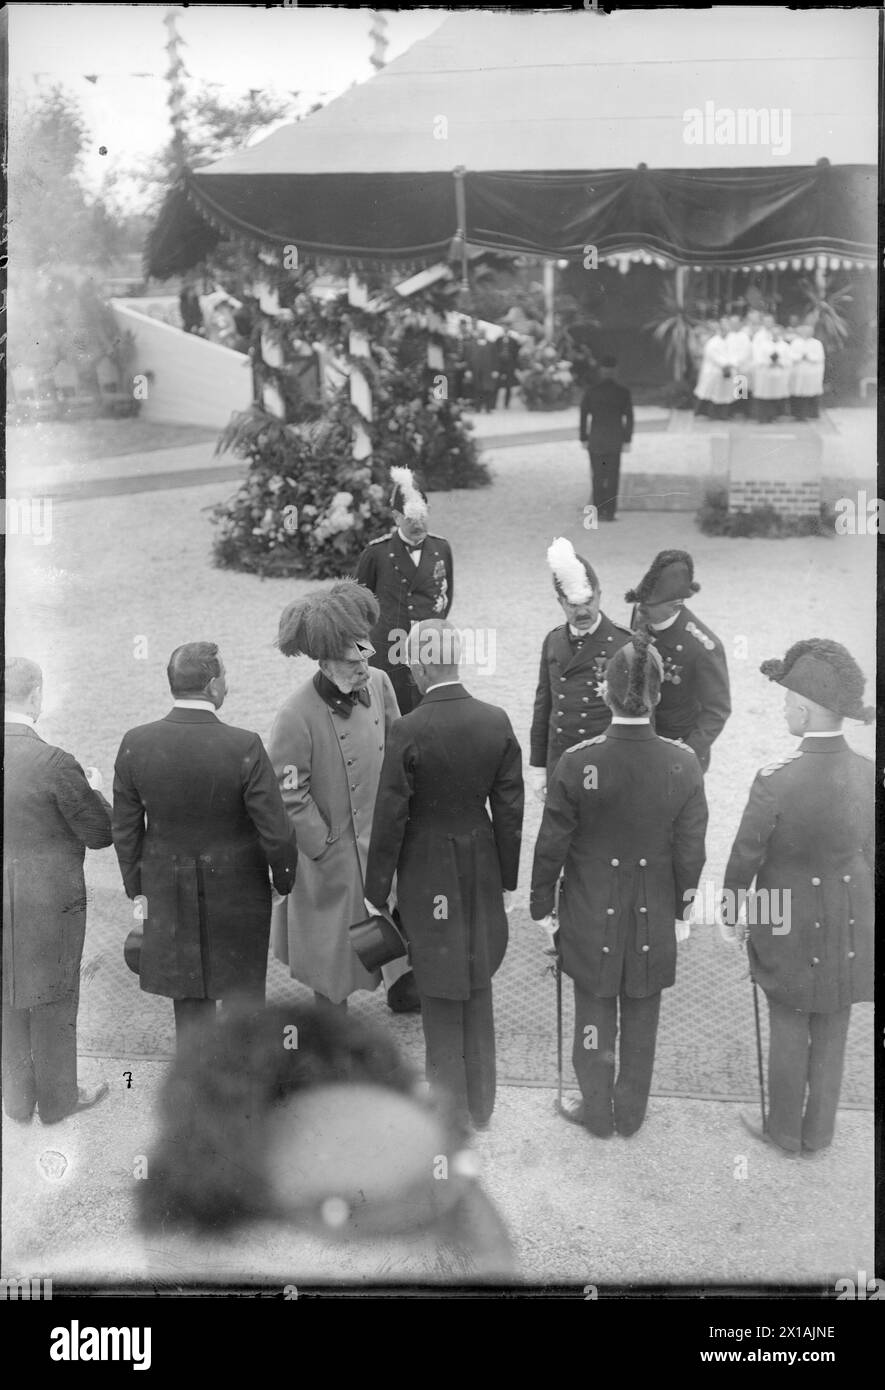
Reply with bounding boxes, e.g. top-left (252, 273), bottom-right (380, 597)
top-left (4, 461), bottom-right (871, 1174)
top-left (350, 486), bottom-right (870, 1159)
top-left (693, 312), bottom-right (826, 422)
